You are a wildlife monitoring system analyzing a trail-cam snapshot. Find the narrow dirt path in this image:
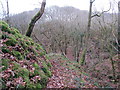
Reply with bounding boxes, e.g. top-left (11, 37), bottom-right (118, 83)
top-left (47, 59), bottom-right (80, 88)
